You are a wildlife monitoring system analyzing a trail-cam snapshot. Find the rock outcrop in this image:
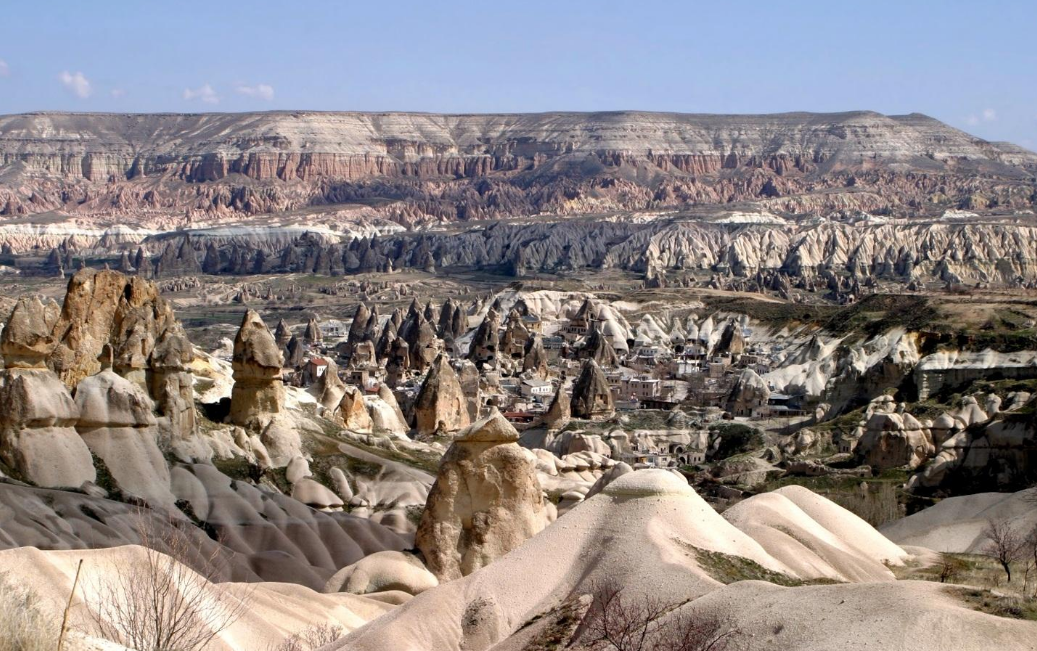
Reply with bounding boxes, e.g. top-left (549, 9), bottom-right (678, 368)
top-left (855, 396), bottom-right (935, 471)
top-left (337, 385), bottom-right (374, 433)
top-left (229, 310), bottom-right (285, 427)
top-left (415, 410), bottom-right (550, 581)
top-left (323, 551), bottom-right (438, 596)
top-left (541, 385), bottom-right (571, 430)
top-left (579, 326), bottom-right (619, 368)
top-left (522, 333), bottom-right (549, 378)
top-left (47, 269), bottom-right (183, 389)
top-left (0, 297), bottom-right (96, 489)
top-left (468, 308), bottom-right (501, 370)
top-left (570, 360), bottom-right (615, 421)
top-left (726, 369), bottom-right (770, 417)
top-left (73, 348), bottom-right (173, 506)
top-left (2, 111), bottom-right (1034, 238)
top-left (412, 354), bottom-right (471, 437)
